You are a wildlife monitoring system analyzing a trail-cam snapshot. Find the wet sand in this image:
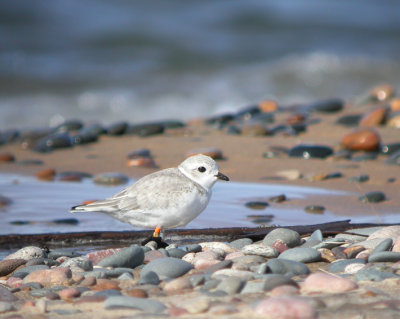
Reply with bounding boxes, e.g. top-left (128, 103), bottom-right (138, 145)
top-left (0, 111), bottom-right (399, 221)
